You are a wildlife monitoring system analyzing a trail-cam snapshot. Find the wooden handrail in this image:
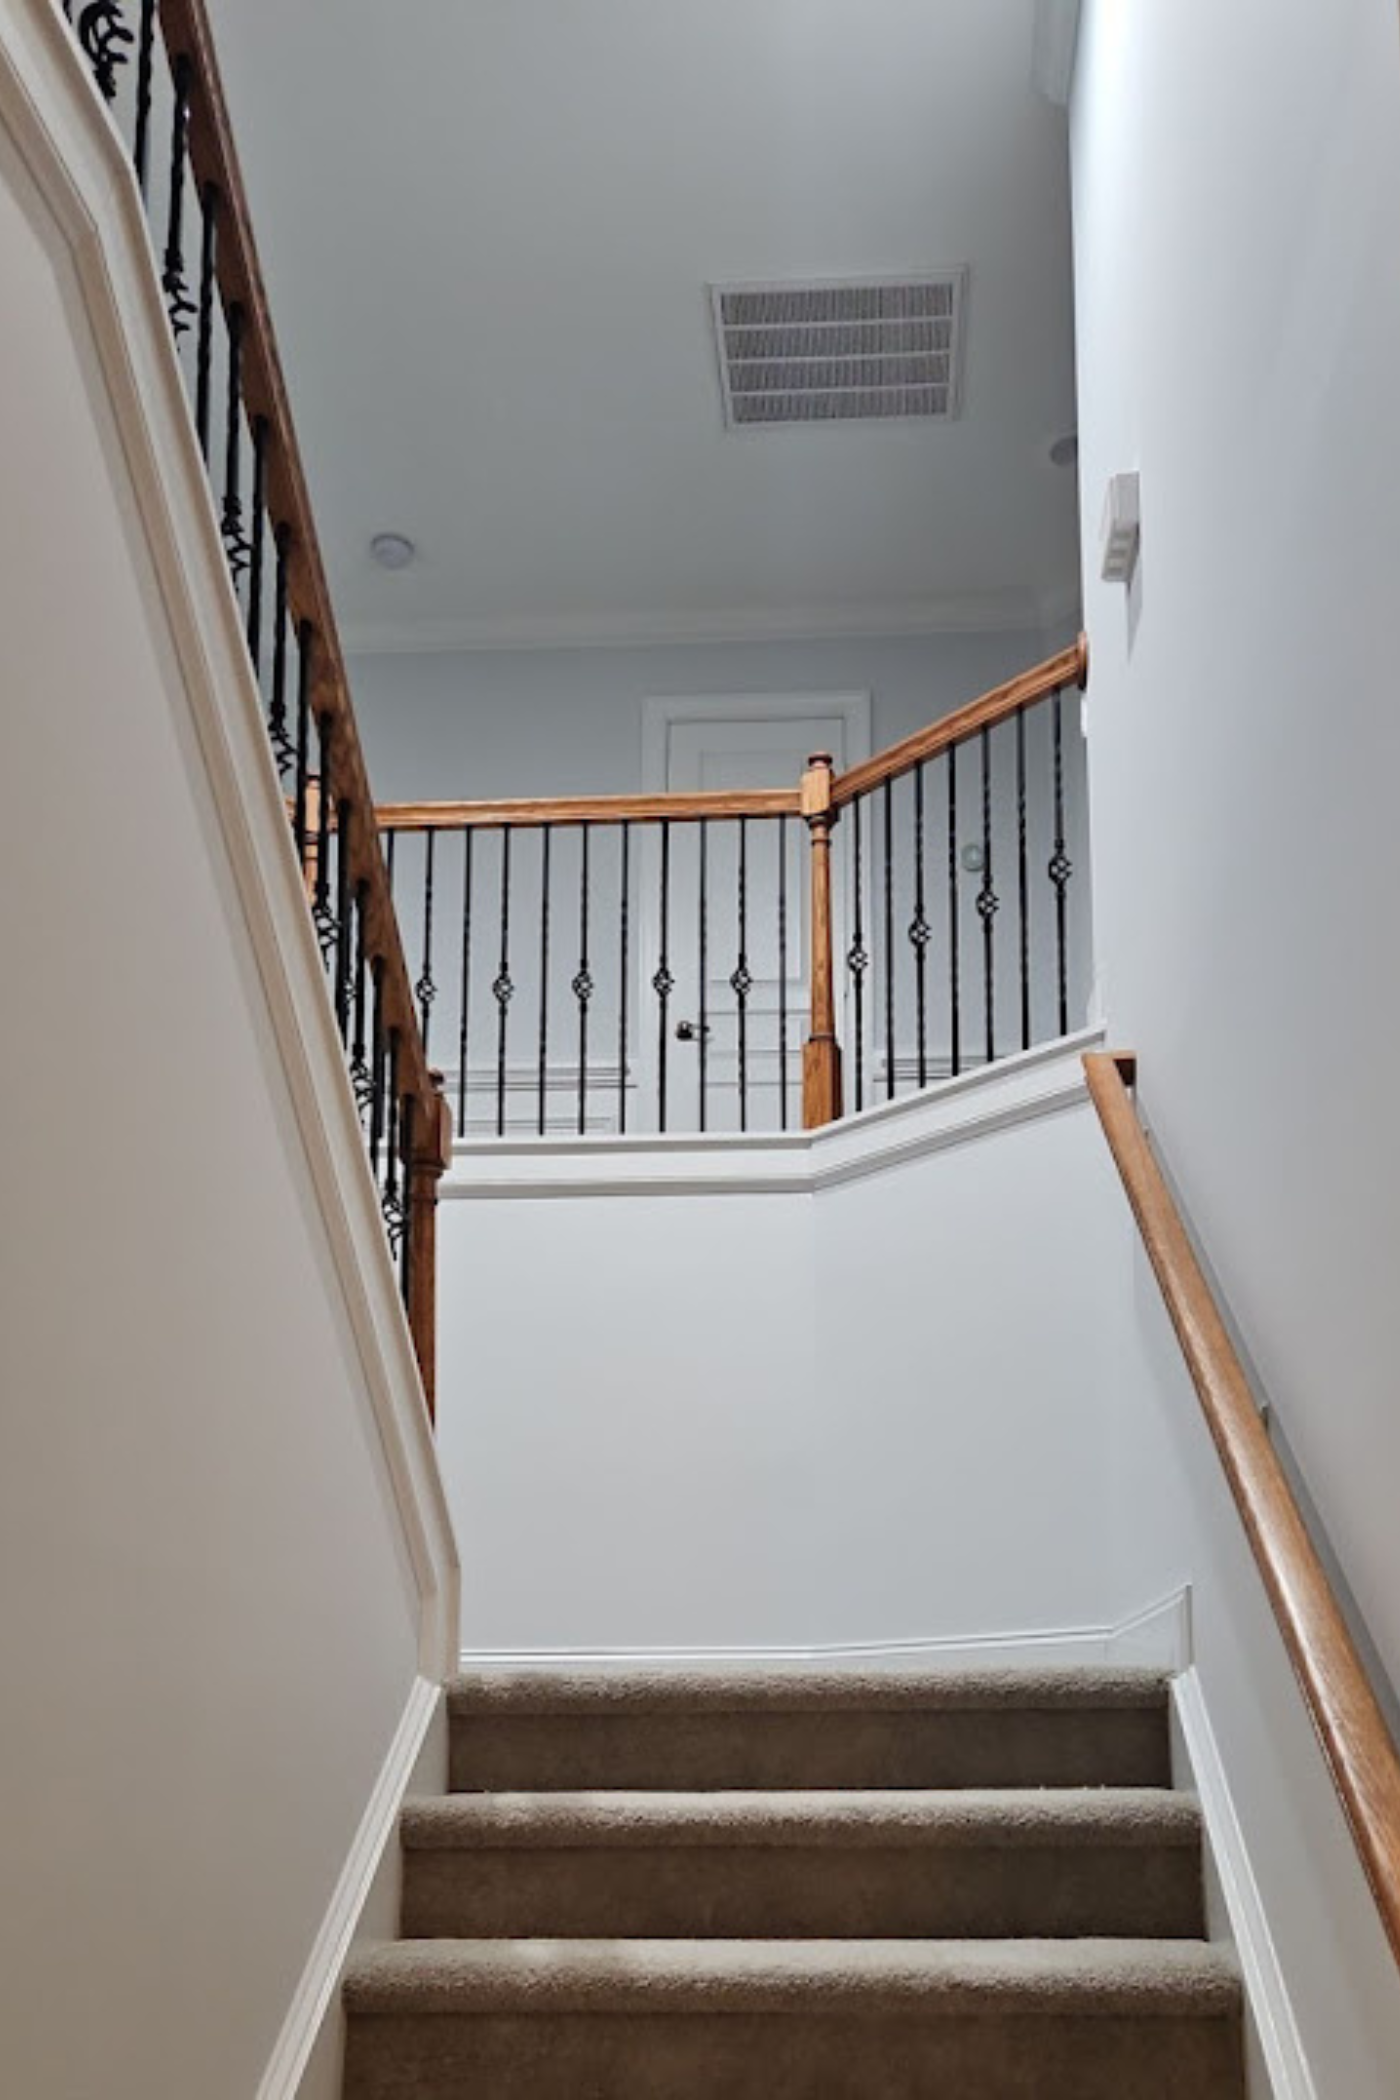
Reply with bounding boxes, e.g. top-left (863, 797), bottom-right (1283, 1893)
top-left (831, 635), bottom-right (1088, 809)
top-left (1084, 1051), bottom-right (1400, 1968)
top-left (376, 788), bottom-right (803, 831)
top-left (158, 0), bottom-right (450, 1401)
